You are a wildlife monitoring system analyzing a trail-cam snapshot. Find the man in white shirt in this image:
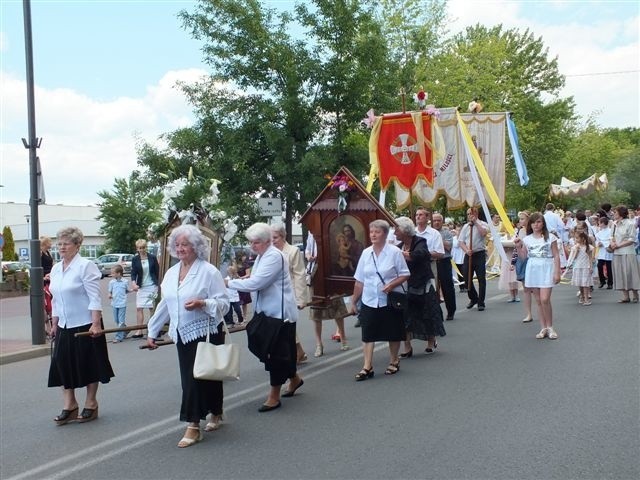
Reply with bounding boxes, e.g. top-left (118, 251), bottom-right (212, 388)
top-left (458, 207), bottom-right (489, 311)
top-left (544, 203), bottom-right (568, 267)
top-left (415, 207), bottom-right (444, 280)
